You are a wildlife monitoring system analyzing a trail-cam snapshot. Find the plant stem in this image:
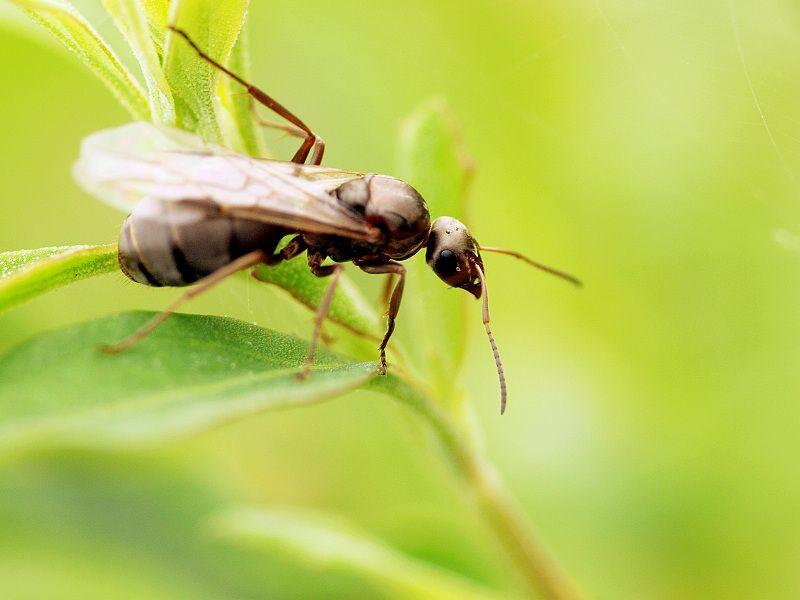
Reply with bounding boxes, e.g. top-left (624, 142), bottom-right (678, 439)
top-left (459, 444), bottom-right (584, 600)
top-left (371, 376), bottom-right (584, 599)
